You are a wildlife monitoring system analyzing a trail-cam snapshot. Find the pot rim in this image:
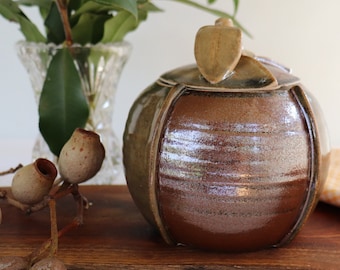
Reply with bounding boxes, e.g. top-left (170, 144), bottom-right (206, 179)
top-left (158, 57), bottom-right (300, 91)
